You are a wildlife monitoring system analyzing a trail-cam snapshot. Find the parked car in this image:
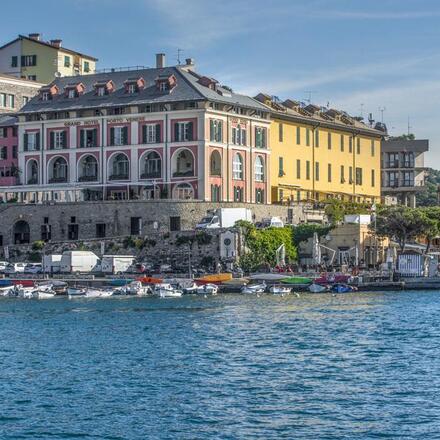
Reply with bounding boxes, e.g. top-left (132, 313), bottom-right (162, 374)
top-left (4, 263), bottom-right (27, 275)
top-left (159, 264), bottom-right (173, 273)
top-left (0, 261), bottom-right (8, 272)
top-left (24, 263), bottom-right (43, 274)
